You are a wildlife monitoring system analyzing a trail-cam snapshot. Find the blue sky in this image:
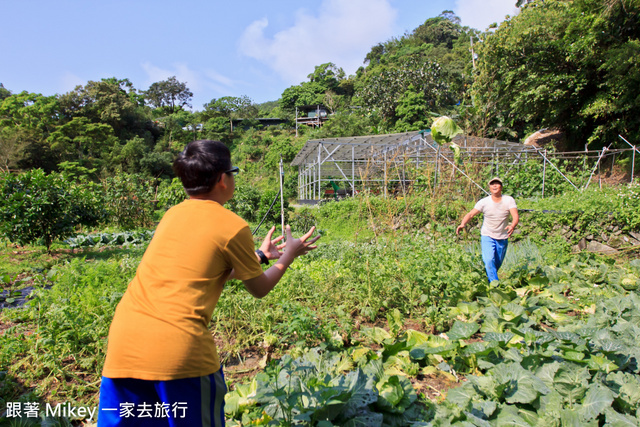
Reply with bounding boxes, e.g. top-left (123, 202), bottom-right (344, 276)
top-left (1, 0), bottom-right (518, 111)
